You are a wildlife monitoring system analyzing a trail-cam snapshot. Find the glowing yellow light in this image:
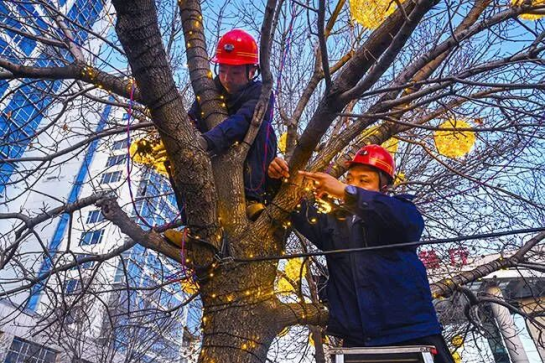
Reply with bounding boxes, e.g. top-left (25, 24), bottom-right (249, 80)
top-left (209, 273), bottom-right (214, 278)
top-left (310, 217), bottom-right (318, 224)
top-left (309, 333), bottom-right (315, 347)
top-left (187, 42), bottom-right (191, 48)
top-left (350, 0), bottom-right (405, 29)
top-left (316, 198), bottom-right (333, 214)
top-left (208, 70), bottom-right (213, 78)
top-left (282, 178), bottom-right (289, 183)
top-left (512, 0), bottom-right (545, 20)
top-left (433, 118), bottom-right (476, 158)
top-left (211, 293), bottom-right (217, 298)
top-left (241, 343), bottom-right (248, 350)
